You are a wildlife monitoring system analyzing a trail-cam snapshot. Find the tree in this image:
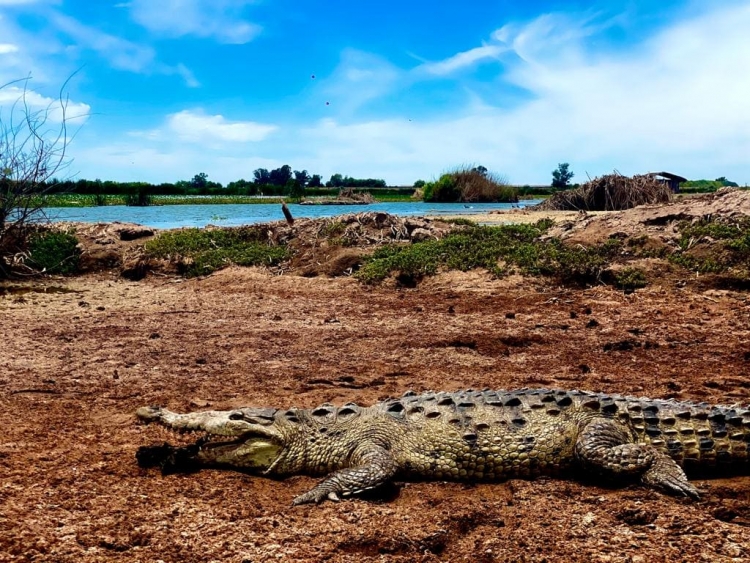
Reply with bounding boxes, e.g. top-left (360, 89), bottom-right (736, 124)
top-left (715, 176), bottom-right (739, 187)
top-left (551, 163), bottom-right (574, 189)
top-left (190, 172), bottom-right (209, 189)
top-left (287, 178), bottom-right (305, 200)
top-left (1, 77), bottom-right (77, 275)
top-left (293, 169), bottom-right (310, 187)
top-left (308, 174), bottom-right (323, 187)
top-left (253, 168), bottom-right (271, 185)
top-left (326, 173), bottom-right (344, 188)
top-left (472, 165), bottom-right (488, 176)
top-left (269, 165), bottom-right (292, 186)
top-left (413, 179), bottom-right (426, 188)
